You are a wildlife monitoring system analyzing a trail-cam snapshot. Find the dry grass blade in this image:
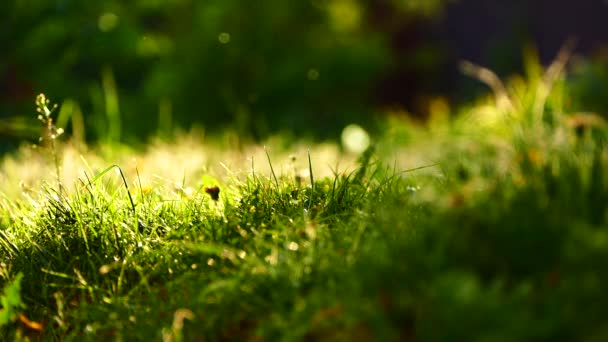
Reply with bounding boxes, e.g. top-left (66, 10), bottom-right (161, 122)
top-left (533, 38), bottom-right (577, 121)
top-left (459, 60), bottom-right (515, 113)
